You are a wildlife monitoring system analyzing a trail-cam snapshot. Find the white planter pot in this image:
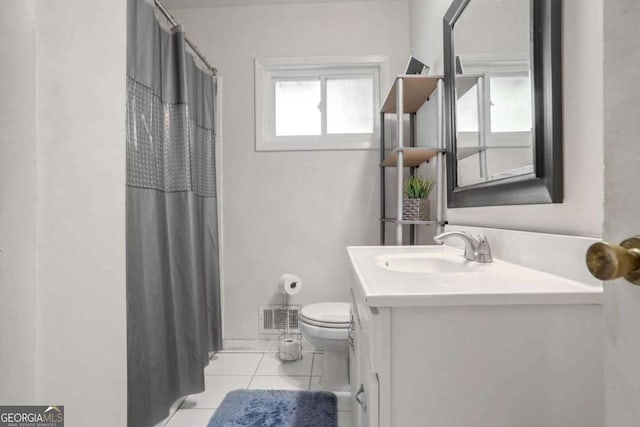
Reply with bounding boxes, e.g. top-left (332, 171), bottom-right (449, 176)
top-left (402, 199), bottom-right (429, 221)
